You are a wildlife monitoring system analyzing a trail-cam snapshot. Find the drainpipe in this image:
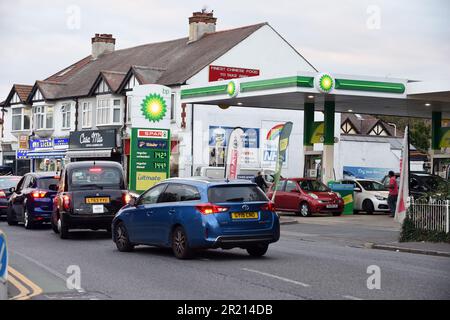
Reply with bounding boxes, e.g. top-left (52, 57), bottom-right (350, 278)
top-left (191, 103), bottom-right (195, 177)
top-left (73, 98), bottom-right (79, 131)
